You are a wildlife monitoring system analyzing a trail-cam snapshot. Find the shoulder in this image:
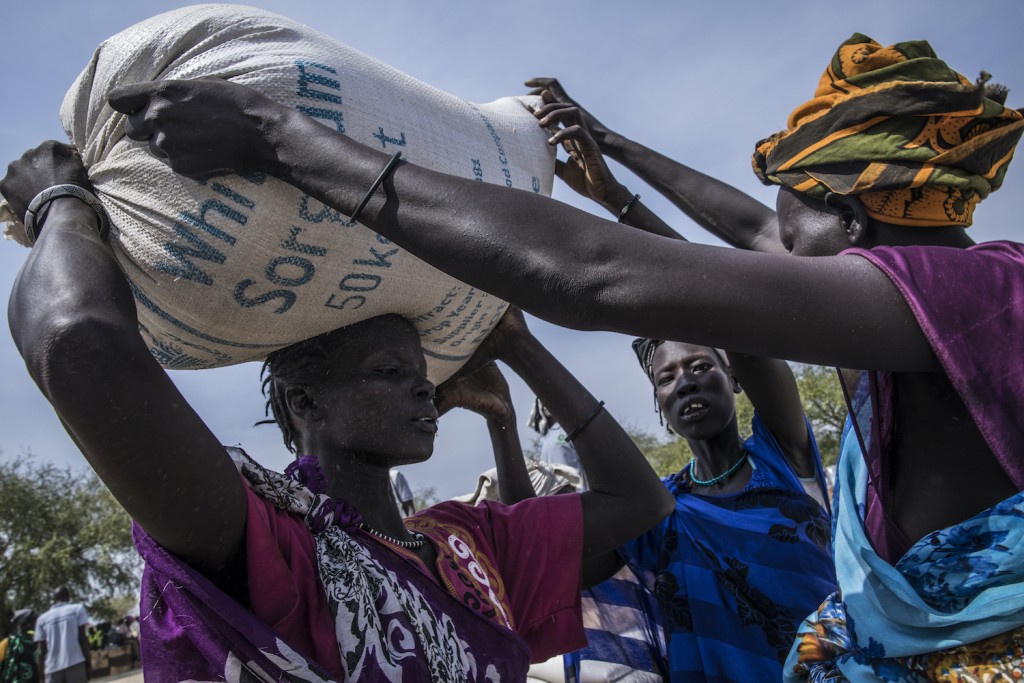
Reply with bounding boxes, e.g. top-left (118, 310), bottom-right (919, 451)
top-left (745, 413), bottom-right (809, 486)
top-left (845, 240), bottom-right (1024, 287)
